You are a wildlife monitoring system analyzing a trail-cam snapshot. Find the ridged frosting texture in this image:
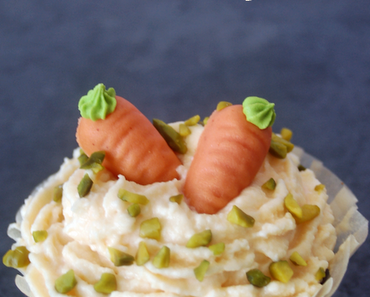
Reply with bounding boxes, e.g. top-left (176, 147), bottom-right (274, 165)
top-left (242, 96), bottom-right (276, 129)
top-left (78, 83), bottom-right (117, 121)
